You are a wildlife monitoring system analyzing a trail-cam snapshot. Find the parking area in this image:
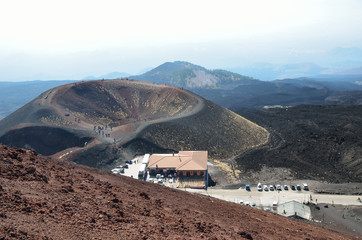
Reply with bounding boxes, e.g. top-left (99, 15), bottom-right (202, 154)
top-left (187, 186), bottom-right (360, 207)
top-left (111, 155), bottom-right (144, 179)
